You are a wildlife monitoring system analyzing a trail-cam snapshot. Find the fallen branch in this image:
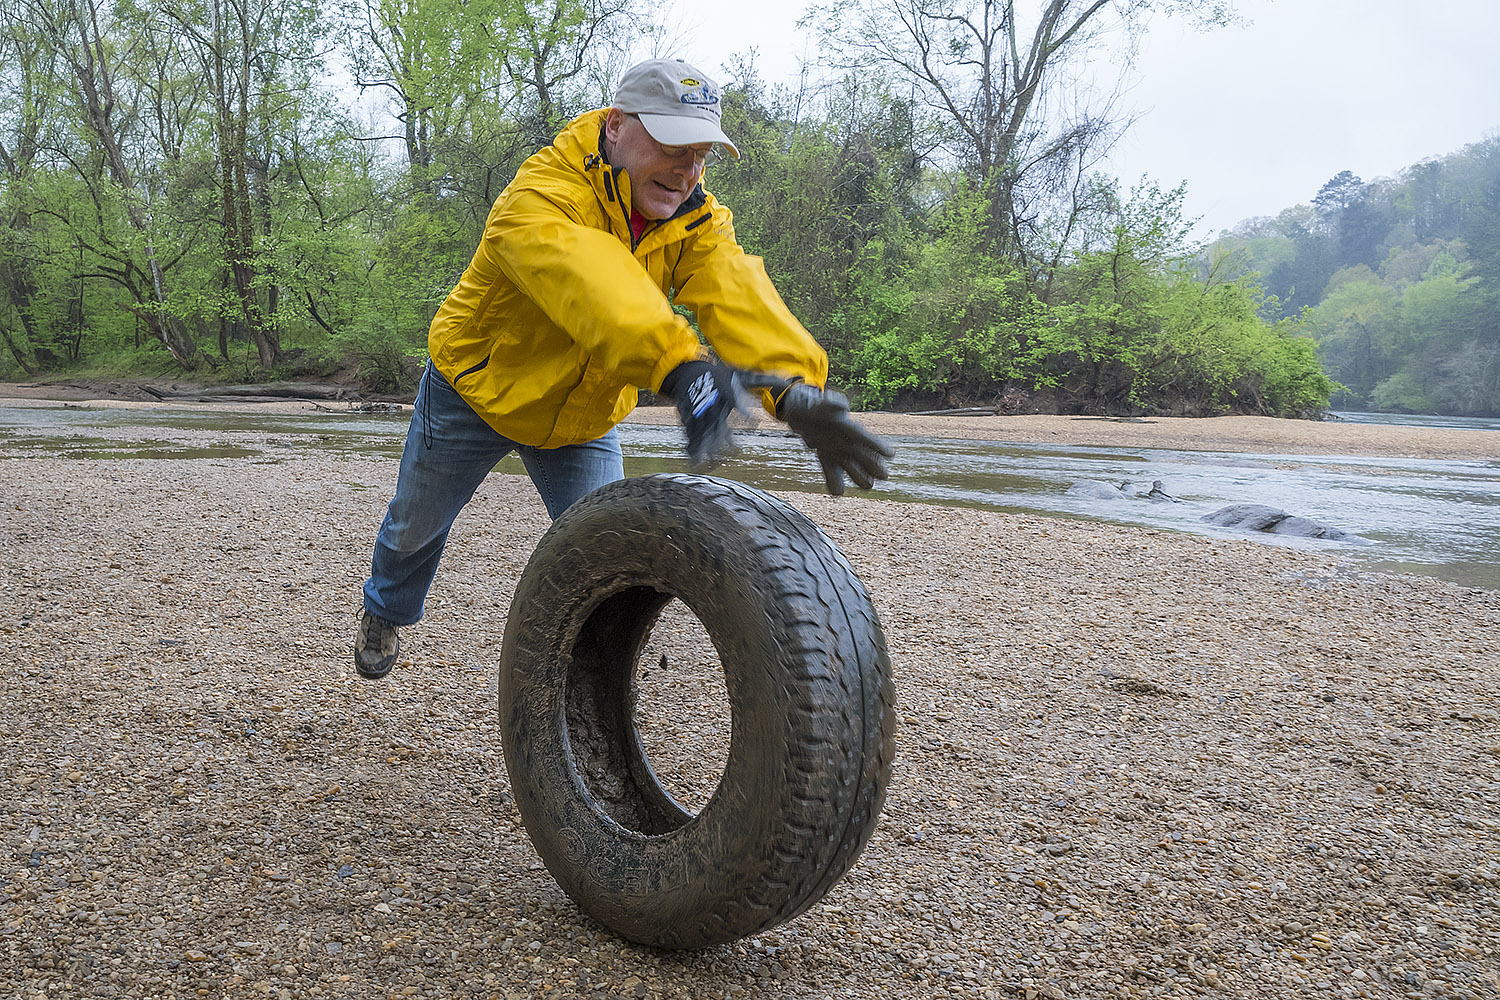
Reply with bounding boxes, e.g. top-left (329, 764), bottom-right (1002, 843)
top-left (147, 382), bottom-right (355, 402)
top-left (904, 406), bottom-right (999, 417)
